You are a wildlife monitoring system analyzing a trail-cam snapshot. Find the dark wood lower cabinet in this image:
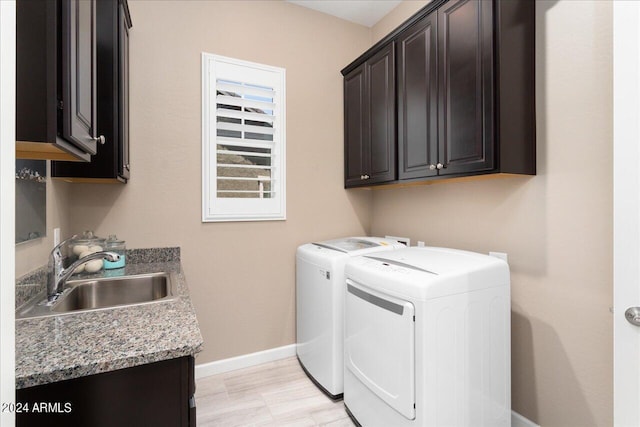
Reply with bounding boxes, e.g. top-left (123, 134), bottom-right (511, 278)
top-left (16, 356), bottom-right (196, 427)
